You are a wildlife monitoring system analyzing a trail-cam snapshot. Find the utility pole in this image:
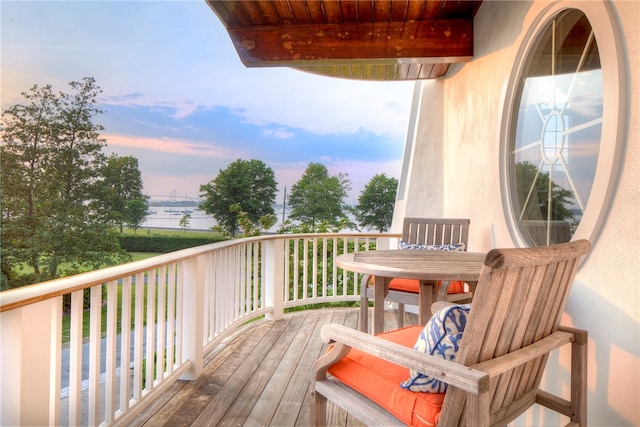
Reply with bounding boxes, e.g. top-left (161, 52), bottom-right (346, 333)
top-left (282, 186), bottom-right (287, 223)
